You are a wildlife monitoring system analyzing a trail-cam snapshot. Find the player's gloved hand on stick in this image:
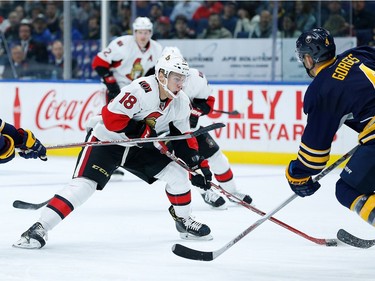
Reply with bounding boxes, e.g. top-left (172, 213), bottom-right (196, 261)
top-left (124, 120), bottom-right (157, 148)
top-left (190, 157), bottom-right (212, 190)
top-left (189, 107), bottom-right (203, 128)
top-left (103, 73), bottom-right (121, 101)
top-left (0, 133), bottom-right (15, 163)
top-left (285, 161), bottom-right (320, 197)
top-left (16, 129), bottom-right (47, 161)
